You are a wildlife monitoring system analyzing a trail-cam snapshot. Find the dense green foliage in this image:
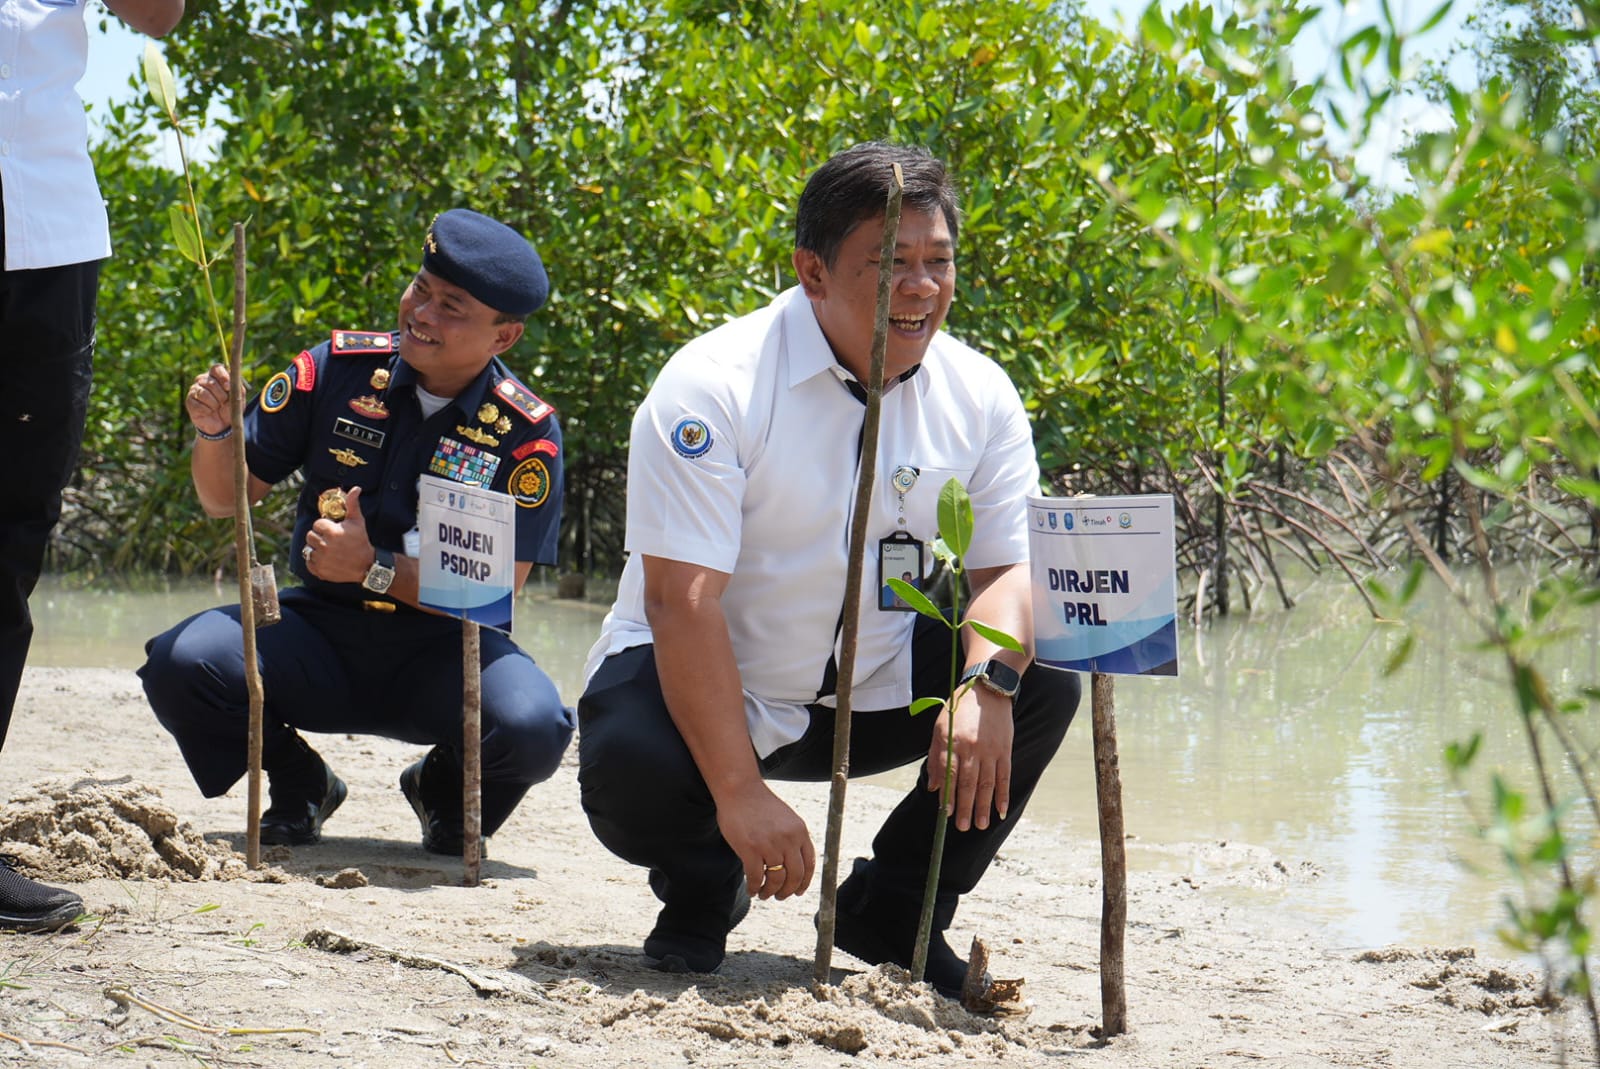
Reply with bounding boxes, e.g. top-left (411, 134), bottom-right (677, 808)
top-left (49, 1), bottom-right (1350, 580)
